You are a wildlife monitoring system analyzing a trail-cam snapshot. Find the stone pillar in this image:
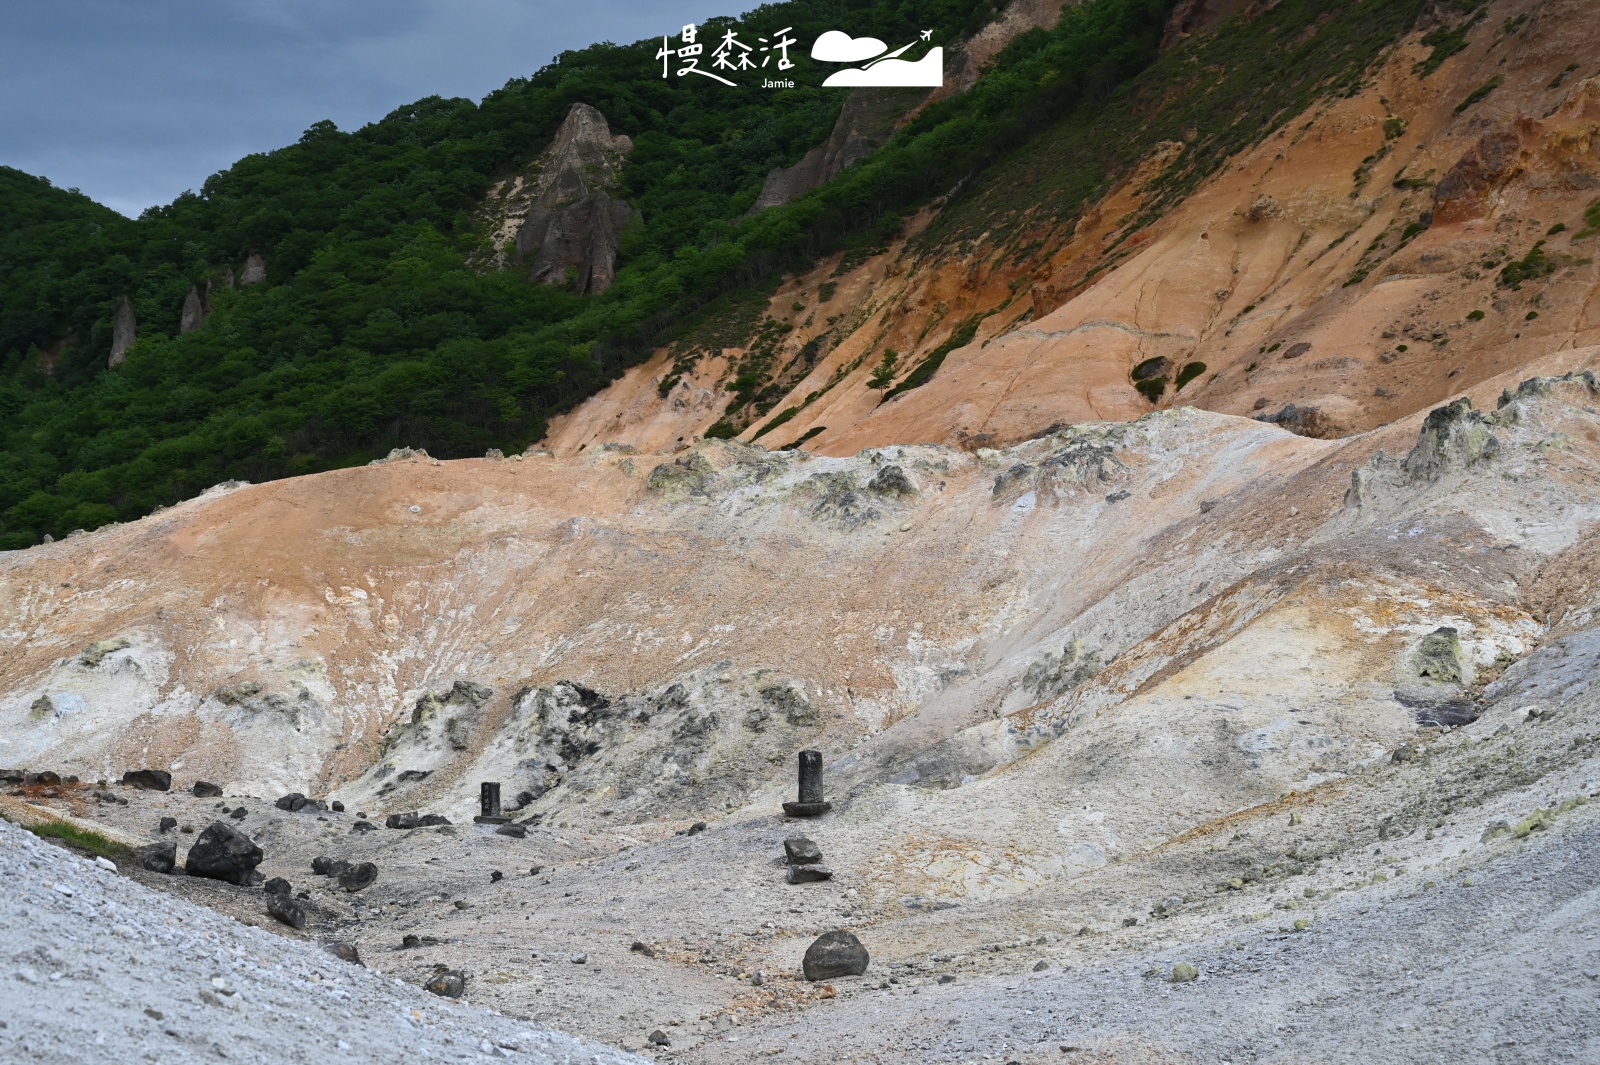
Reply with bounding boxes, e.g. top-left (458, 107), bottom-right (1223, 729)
top-left (783, 749), bottom-right (831, 818)
top-left (480, 781), bottom-right (502, 819)
top-left (798, 750), bottom-right (823, 804)
top-left (109, 296), bottom-right (136, 367)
